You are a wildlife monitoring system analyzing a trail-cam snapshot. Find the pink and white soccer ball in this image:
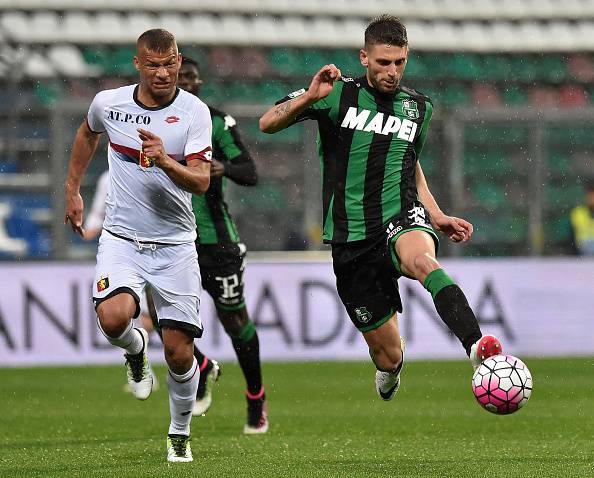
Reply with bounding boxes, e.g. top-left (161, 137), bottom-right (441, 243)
top-left (472, 354), bottom-right (533, 415)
